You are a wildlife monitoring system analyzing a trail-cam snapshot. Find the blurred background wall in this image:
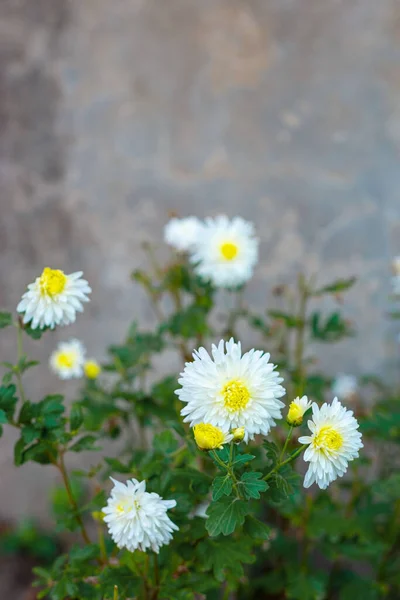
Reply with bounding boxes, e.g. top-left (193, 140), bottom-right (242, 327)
top-left (1, 0), bottom-right (400, 521)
